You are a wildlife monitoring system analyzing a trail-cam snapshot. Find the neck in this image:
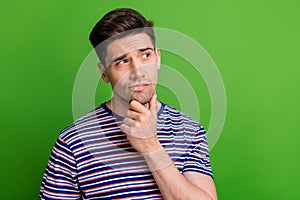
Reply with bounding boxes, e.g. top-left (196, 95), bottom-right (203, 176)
top-left (106, 97), bottom-right (129, 117)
